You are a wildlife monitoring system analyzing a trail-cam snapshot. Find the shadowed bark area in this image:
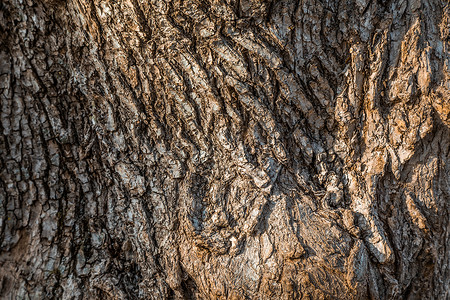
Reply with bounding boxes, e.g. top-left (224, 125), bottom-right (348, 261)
top-left (0, 0), bottom-right (449, 299)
